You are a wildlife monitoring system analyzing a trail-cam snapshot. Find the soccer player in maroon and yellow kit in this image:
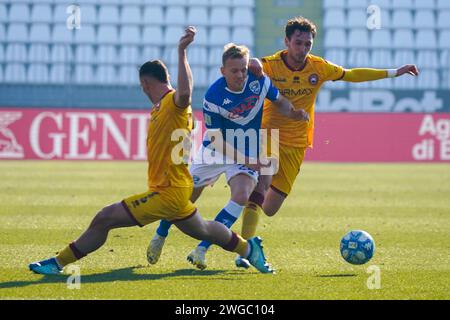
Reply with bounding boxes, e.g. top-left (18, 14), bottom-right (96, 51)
top-left (29, 27), bottom-right (273, 275)
top-left (239, 17), bottom-right (419, 246)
